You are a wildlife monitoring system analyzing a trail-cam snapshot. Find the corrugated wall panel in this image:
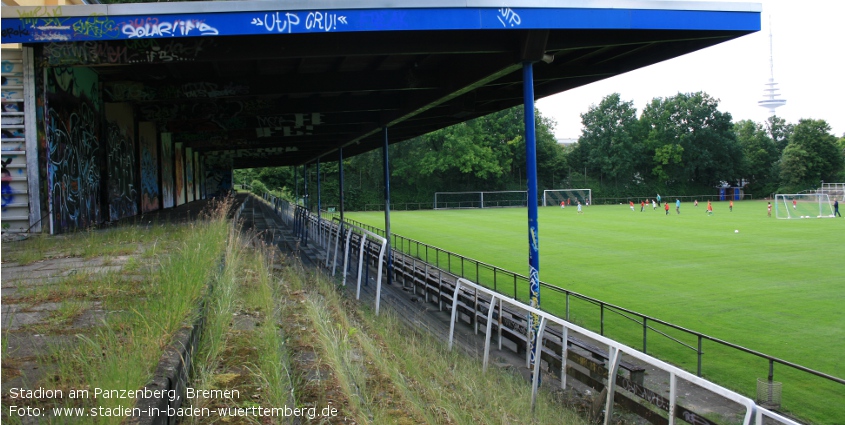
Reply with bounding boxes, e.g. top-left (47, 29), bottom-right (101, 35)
top-left (1, 47), bottom-right (38, 233)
